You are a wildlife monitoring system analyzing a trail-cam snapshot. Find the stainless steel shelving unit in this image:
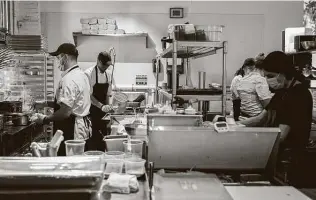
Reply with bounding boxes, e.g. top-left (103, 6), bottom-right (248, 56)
top-left (157, 39), bottom-right (228, 115)
top-left (11, 51), bottom-right (54, 102)
top-left (10, 51), bottom-right (54, 138)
